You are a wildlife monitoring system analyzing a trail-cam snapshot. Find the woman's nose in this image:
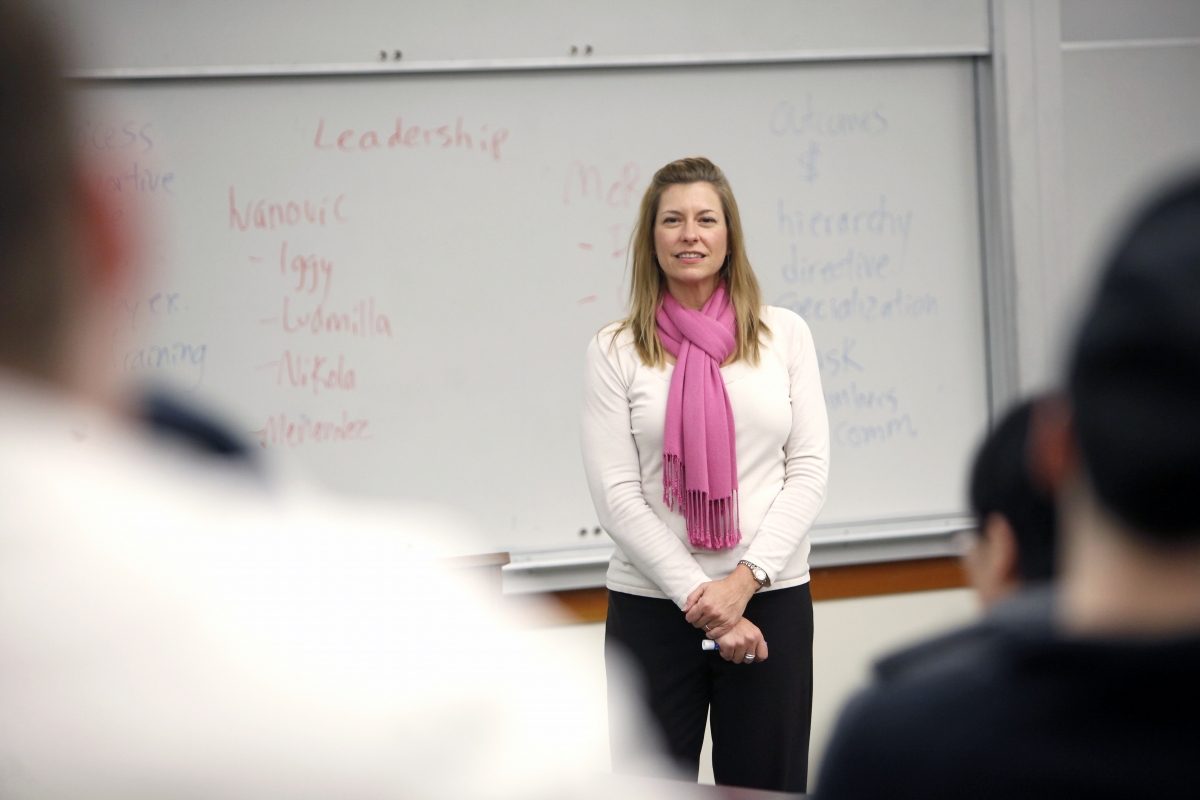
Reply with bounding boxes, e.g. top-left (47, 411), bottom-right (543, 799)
top-left (681, 220), bottom-right (699, 240)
